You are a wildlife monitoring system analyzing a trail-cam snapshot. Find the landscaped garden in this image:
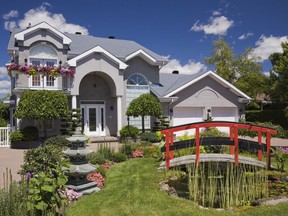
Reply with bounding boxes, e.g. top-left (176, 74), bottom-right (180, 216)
top-left (1, 125), bottom-right (288, 216)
